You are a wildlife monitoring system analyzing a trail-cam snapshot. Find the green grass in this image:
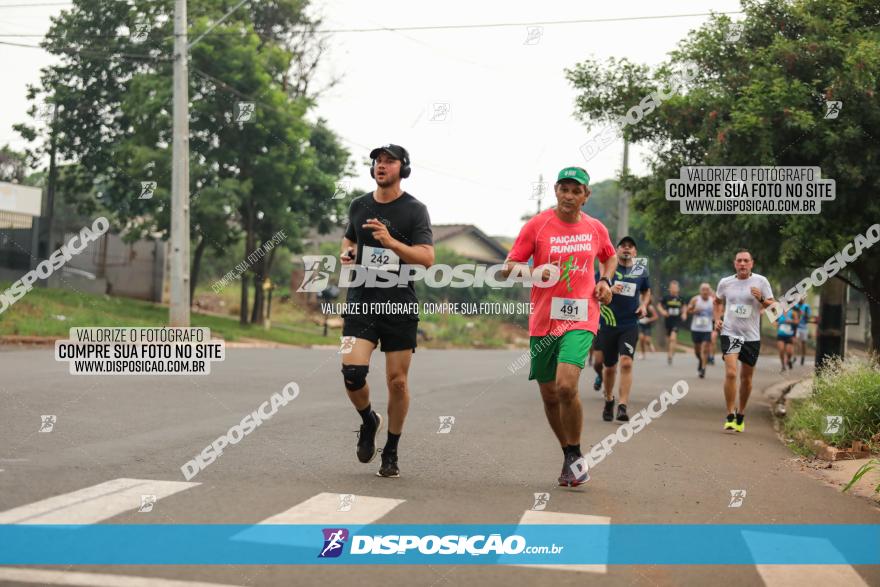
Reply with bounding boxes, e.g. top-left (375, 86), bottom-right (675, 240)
top-left (418, 311), bottom-right (511, 348)
top-left (0, 283), bottom-right (334, 346)
top-left (783, 356), bottom-right (880, 454)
